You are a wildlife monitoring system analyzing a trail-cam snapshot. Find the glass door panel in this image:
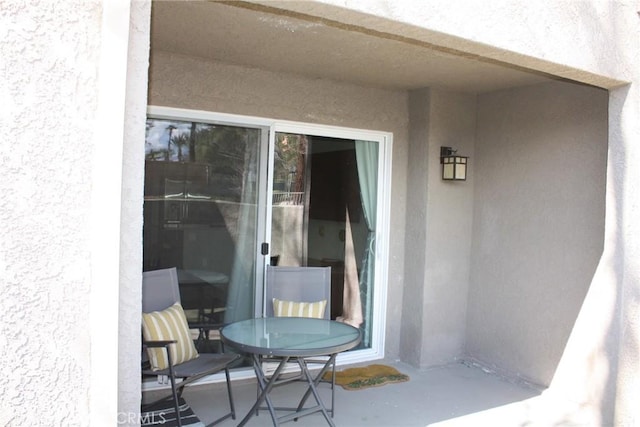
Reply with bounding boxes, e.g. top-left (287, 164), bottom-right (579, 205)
top-left (270, 133), bottom-right (379, 349)
top-left (144, 118), bottom-right (263, 353)
top-left (270, 133), bottom-right (309, 267)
